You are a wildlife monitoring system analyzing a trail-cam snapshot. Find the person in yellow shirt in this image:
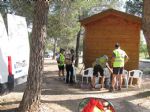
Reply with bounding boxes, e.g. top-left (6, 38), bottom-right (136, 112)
top-left (110, 43), bottom-right (129, 92)
top-left (57, 49), bottom-right (65, 79)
